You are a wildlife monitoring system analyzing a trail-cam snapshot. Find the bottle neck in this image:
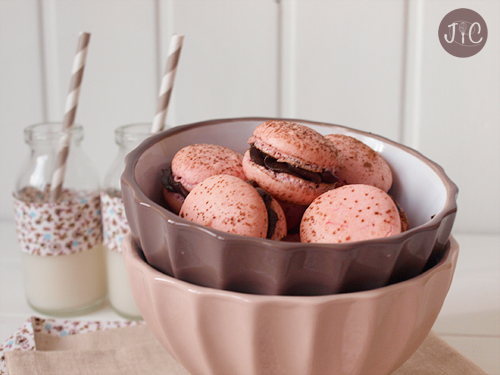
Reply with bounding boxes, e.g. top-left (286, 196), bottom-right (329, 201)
top-left (103, 123), bottom-right (153, 192)
top-left (115, 123), bottom-right (153, 153)
top-left (16, 122), bottom-right (99, 200)
top-left (25, 122), bottom-right (84, 150)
